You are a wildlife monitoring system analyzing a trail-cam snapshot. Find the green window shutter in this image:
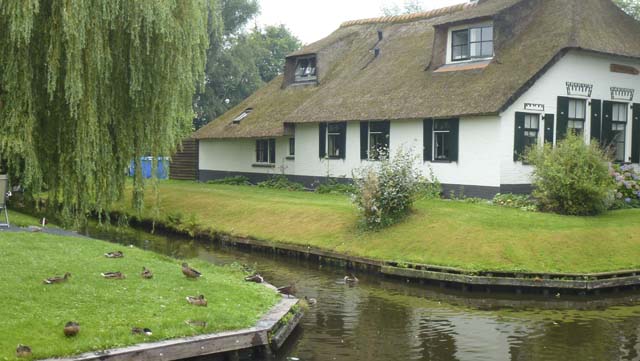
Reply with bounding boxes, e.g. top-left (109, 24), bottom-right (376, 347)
top-left (449, 118), bottom-right (459, 162)
top-left (423, 119), bottom-right (433, 161)
top-left (602, 101), bottom-right (614, 147)
top-left (338, 122), bottom-right (347, 159)
top-left (268, 139), bottom-right (276, 164)
top-left (544, 113), bottom-right (555, 144)
top-left (590, 99), bottom-right (602, 143)
top-left (632, 103), bottom-right (640, 163)
top-left (556, 97), bottom-right (569, 141)
top-left (319, 123), bottom-right (327, 158)
top-left (514, 112), bottom-right (526, 161)
top-left (360, 121), bottom-right (369, 160)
